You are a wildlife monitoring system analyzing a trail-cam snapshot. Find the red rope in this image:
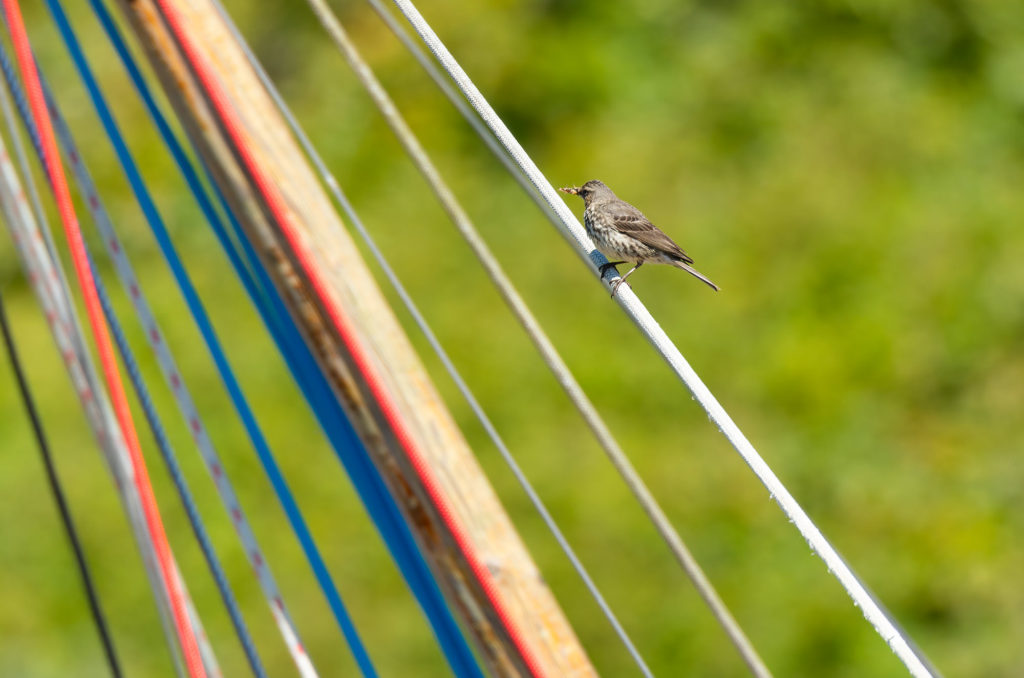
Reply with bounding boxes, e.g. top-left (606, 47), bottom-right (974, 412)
top-left (1, 3), bottom-right (206, 676)
top-left (149, 1), bottom-right (549, 674)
